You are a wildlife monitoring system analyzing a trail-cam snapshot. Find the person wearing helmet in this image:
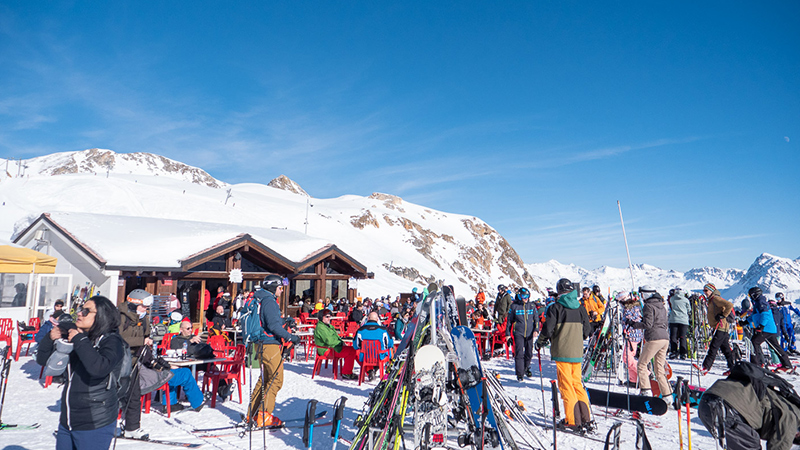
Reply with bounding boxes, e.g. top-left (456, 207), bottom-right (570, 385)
top-left (747, 287), bottom-right (793, 372)
top-left (494, 284), bottom-right (513, 330)
top-left (247, 274), bottom-right (300, 428)
top-left (697, 284), bottom-right (736, 376)
top-left (506, 287), bottom-right (538, 381)
top-left (535, 278), bottom-right (593, 431)
top-left (118, 289), bottom-right (154, 440)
